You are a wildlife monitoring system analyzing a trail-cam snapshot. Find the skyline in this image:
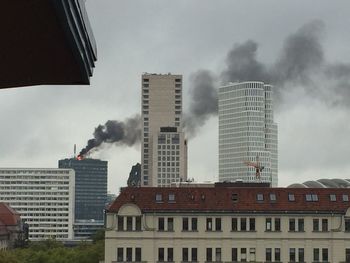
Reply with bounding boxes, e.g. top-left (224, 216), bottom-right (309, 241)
top-left (0, 1), bottom-right (350, 193)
